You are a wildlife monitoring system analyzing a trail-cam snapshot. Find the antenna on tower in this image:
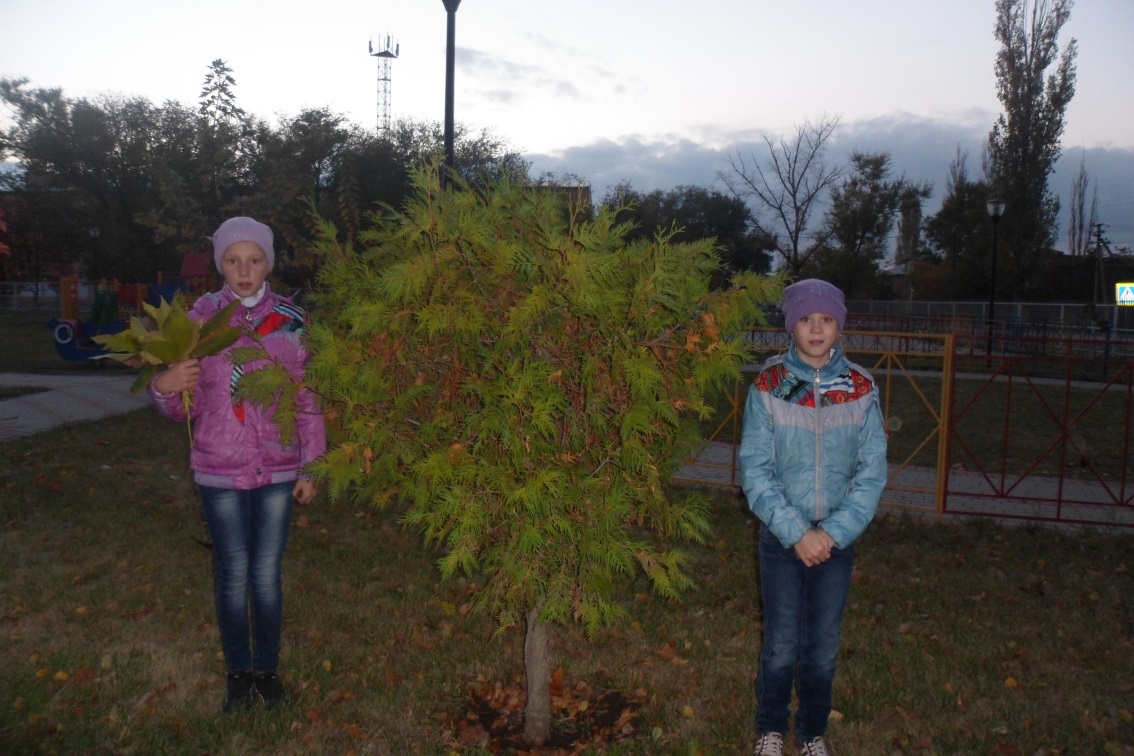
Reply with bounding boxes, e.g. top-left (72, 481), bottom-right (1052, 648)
top-left (368, 34), bottom-right (400, 135)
